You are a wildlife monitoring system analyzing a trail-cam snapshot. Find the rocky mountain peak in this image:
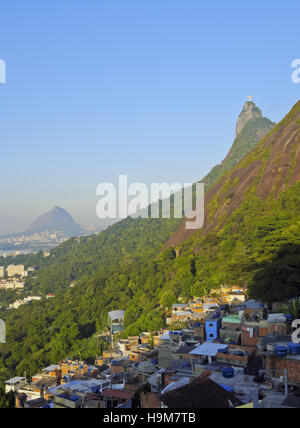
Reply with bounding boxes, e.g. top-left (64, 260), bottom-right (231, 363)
top-left (235, 100), bottom-right (262, 137)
